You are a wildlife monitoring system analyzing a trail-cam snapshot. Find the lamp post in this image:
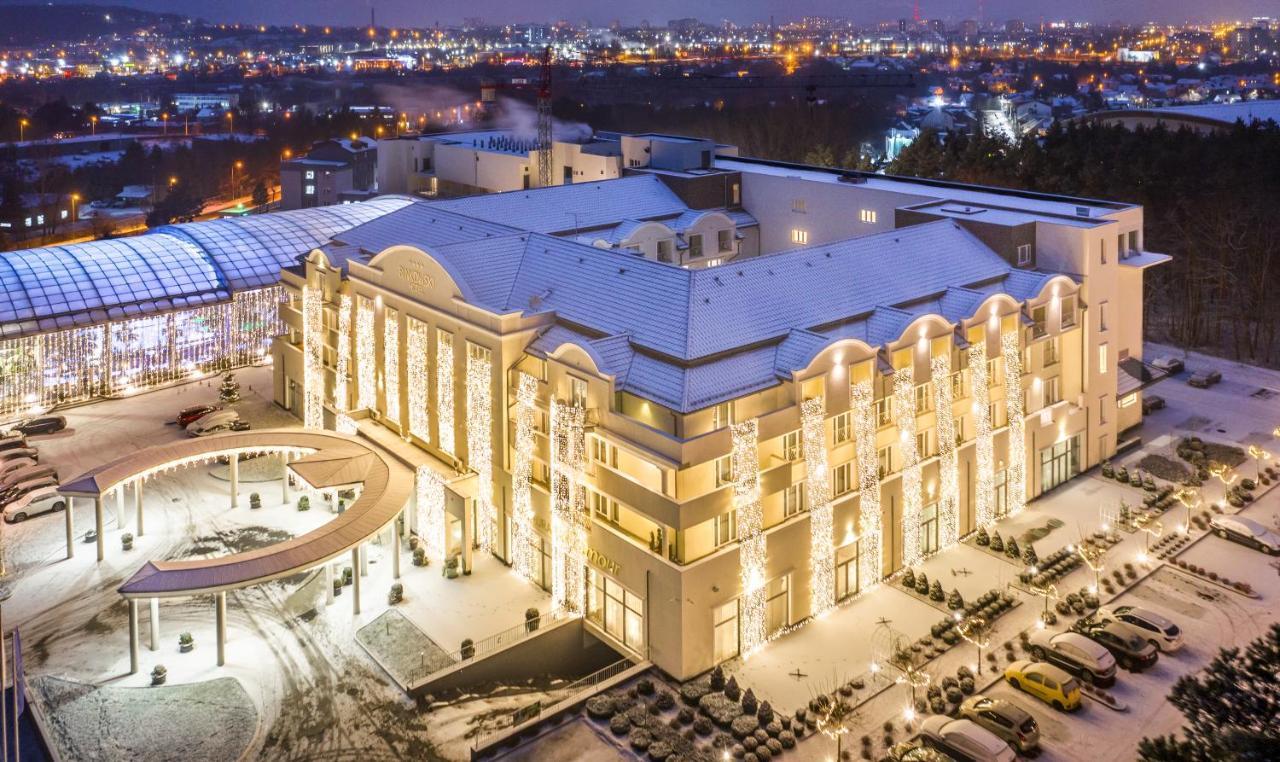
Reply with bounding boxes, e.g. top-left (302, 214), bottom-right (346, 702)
top-left (226, 110), bottom-right (234, 135)
top-left (18, 119), bottom-right (27, 142)
top-left (1247, 445), bottom-right (1270, 480)
top-left (1175, 487), bottom-right (1201, 534)
top-left (161, 112), bottom-right (168, 136)
top-left (231, 160), bottom-right (243, 196)
top-left (90, 115), bottom-right (97, 135)
top-left (955, 614), bottom-right (991, 676)
top-left (70, 192), bottom-right (80, 223)
top-left (1077, 540), bottom-right (1106, 594)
